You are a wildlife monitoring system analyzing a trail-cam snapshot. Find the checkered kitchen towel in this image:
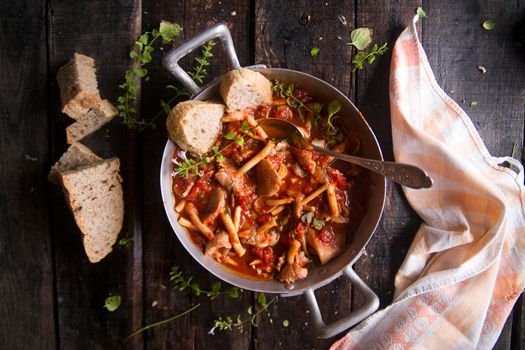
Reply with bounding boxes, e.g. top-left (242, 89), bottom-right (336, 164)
top-left (332, 15), bottom-right (525, 350)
